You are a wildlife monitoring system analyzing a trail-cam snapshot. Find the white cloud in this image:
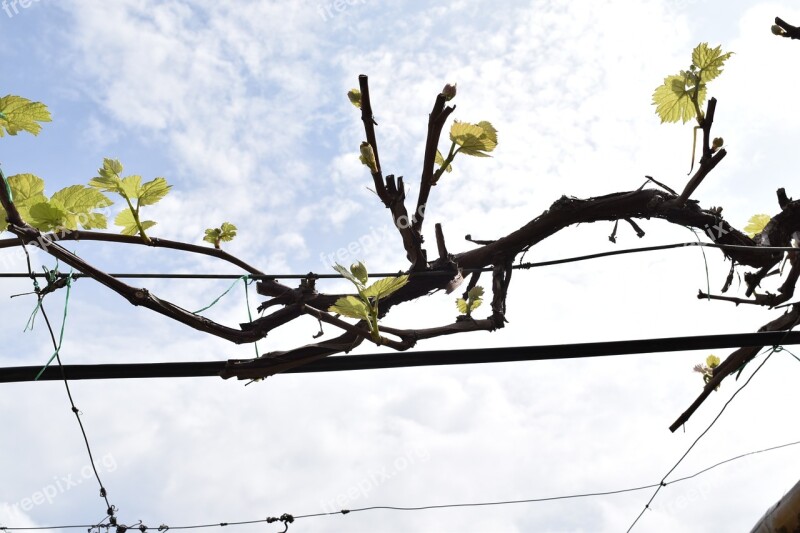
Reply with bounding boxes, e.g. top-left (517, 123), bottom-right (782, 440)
top-left (2, 1), bottom-right (799, 532)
